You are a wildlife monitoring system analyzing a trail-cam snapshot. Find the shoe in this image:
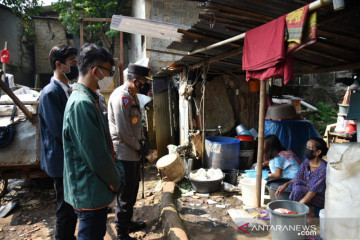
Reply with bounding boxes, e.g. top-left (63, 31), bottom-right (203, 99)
top-left (117, 233), bottom-right (136, 240)
top-left (128, 221), bottom-right (146, 232)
